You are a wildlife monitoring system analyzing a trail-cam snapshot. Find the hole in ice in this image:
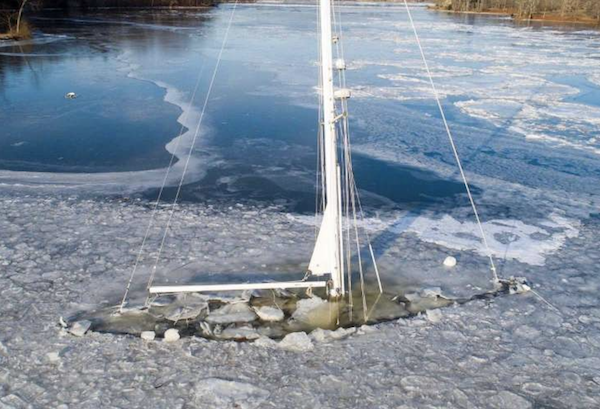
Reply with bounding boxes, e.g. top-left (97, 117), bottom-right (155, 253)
top-left (68, 279), bottom-right (525, 342)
